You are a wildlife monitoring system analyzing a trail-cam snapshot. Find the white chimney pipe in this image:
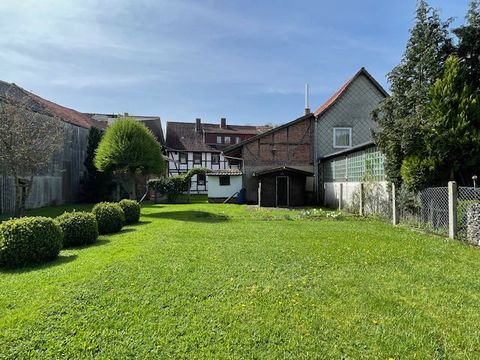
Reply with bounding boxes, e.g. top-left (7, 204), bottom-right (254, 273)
top-left (304, 83), bottom-right (311, 115)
